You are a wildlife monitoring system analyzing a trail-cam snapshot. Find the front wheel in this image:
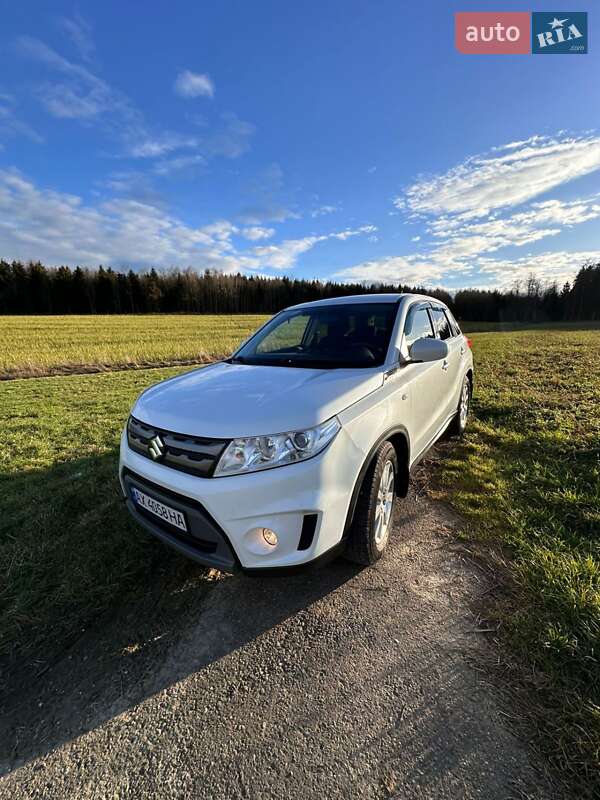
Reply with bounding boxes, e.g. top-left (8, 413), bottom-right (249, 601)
top-left (345, 441), bottom-right (398, 566)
